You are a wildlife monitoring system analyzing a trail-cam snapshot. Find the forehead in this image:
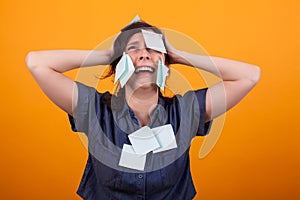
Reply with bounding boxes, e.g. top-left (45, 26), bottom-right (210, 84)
top-left (127, 32), bottom-right (145, 45)
top-left (124, 29), bottom-right (167, 54)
